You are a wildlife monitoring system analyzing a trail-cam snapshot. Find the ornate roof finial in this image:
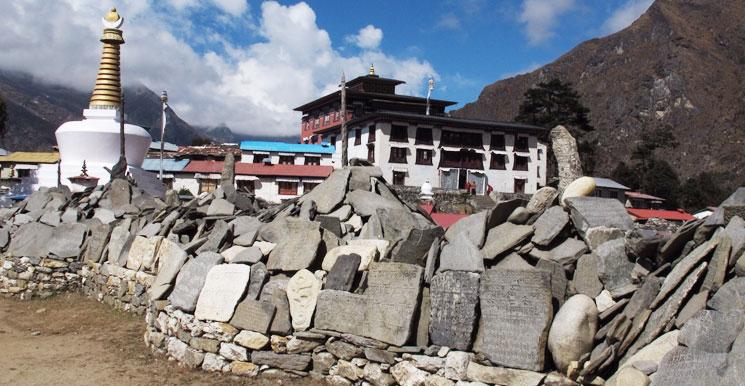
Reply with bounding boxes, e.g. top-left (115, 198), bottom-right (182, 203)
top-left (369, 63), bottom-right (375, 76)
top-left (89, 7), bottom-right (125, 109)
